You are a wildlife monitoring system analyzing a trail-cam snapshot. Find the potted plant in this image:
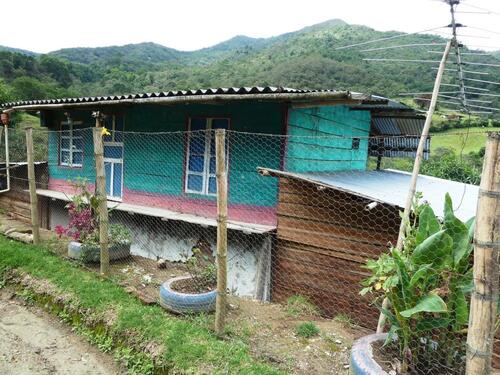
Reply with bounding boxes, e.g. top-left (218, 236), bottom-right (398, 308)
top-left (159, 240), bottom-right (217, 314)
top-left (55, 180), bottom-right (132, 262)
top-left (350, 193), bottom-right (475, 375)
